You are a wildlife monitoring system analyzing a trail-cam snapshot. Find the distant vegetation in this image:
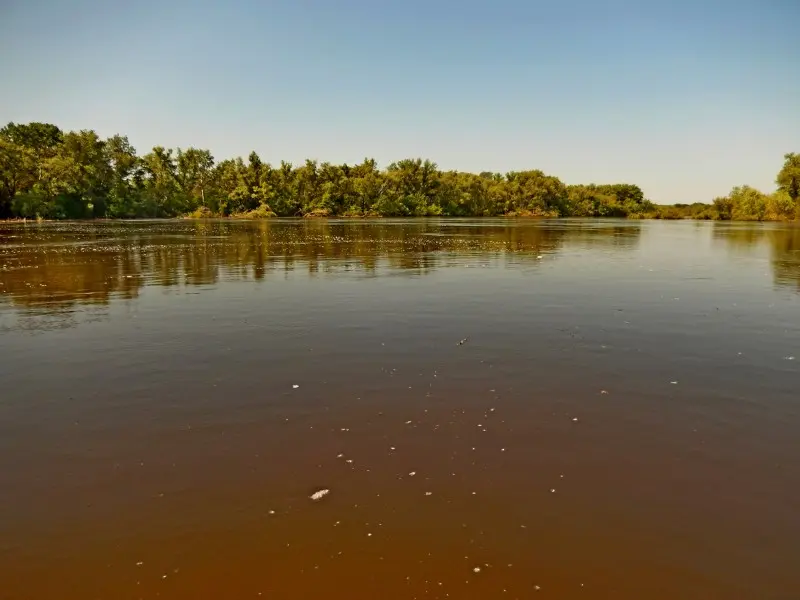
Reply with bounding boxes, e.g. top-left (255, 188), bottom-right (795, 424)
top-left (651, 158), bottom-right (800, 221)
top-left (1, 122), bottom-right (797, 221)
